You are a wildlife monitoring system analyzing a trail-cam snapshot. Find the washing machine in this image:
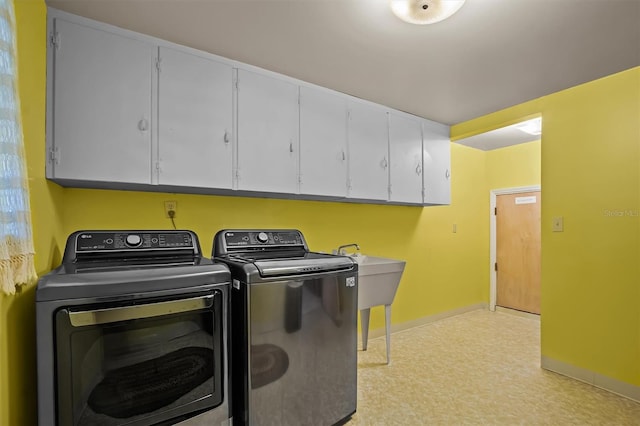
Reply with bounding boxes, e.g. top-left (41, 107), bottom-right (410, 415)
top-left (213, 229), bottom-right (358, 426)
